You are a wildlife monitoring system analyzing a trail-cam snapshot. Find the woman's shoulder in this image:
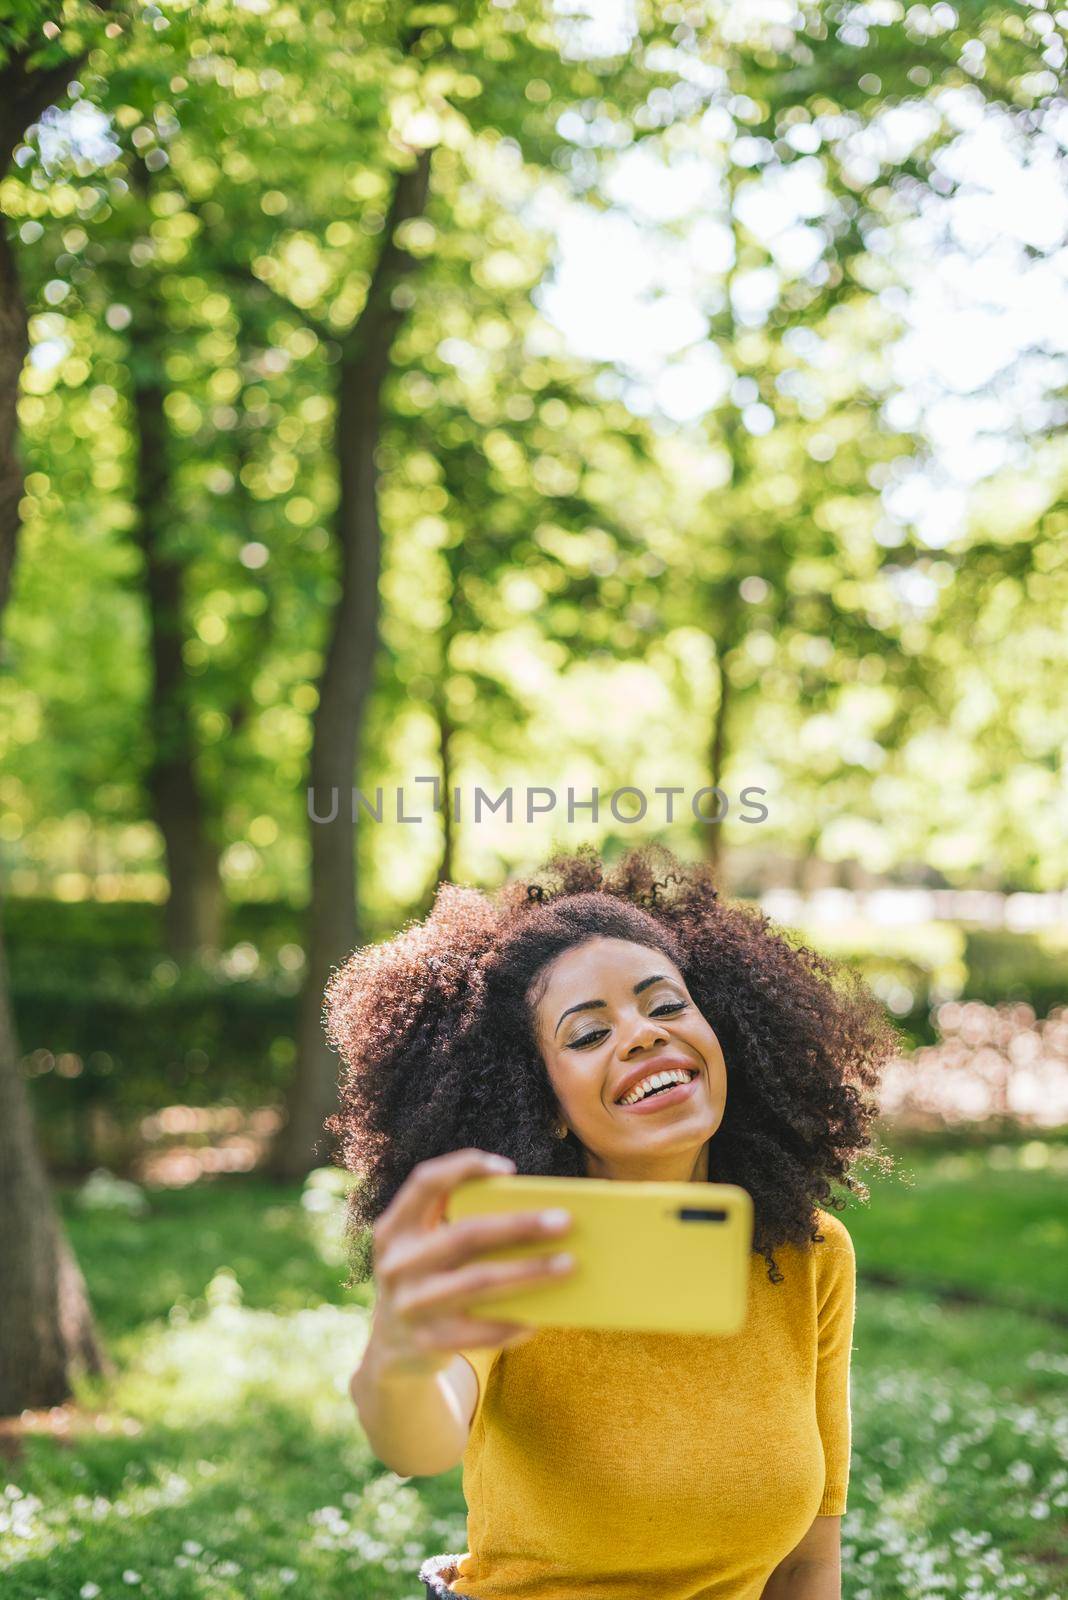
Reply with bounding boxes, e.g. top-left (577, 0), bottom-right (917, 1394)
top-left (812, 1206), bottom-right (855, 1259)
